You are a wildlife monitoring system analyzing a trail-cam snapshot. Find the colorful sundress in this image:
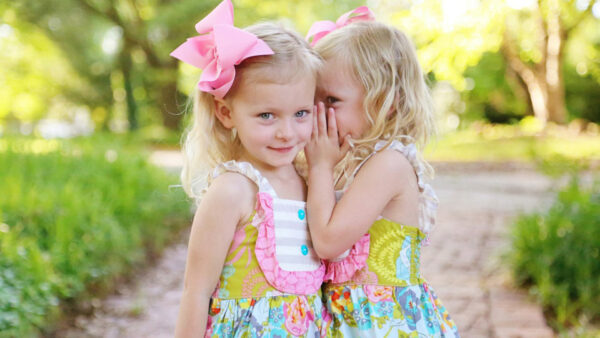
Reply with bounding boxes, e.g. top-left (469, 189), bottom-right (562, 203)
top-left (323, 140), bottom-right (460, 337)
top-left (203, 161), bottom-right (330, 337)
